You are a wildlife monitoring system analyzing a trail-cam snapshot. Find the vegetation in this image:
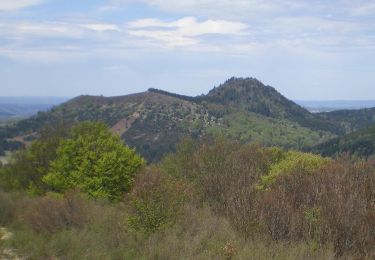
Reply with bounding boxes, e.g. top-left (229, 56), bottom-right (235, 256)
top-left (0, 121), bottom-right (144, 201)
top-left (44, 121), bottom-right (144, 201)
top-left (318, 107), bottom-right (375, 133)
top-left (0, 123), bottom-right (69, 193)
top-left (1, 76), bottom-right (375, 258)
top-left (312, 125), bottom-right (375, 158)
top-left (0, 77), bottom-right (359, 162)
top-left (0, 132), bottom-right (374, 259)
